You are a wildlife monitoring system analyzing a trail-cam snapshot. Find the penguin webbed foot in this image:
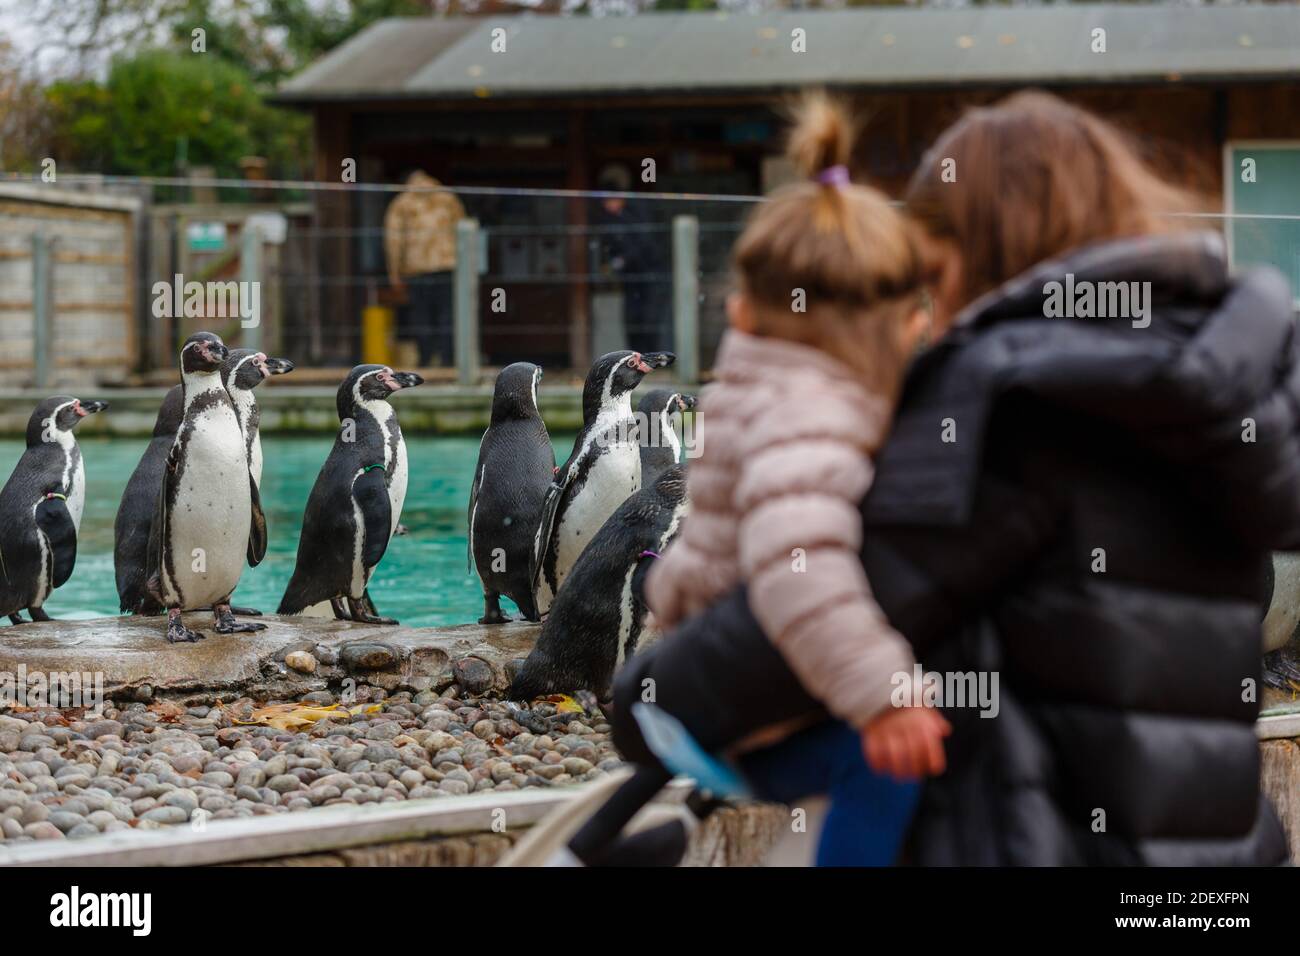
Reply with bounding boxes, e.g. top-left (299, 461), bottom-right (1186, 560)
top-left (166, 611), bottom-right (205, 644)
top-left (480, 593), bottom-right (510, 625)
top-left (8, 613), bottom-right (26, 625)
top-left (348, 595), bottom-right (398, 626)
top-left (28, 607), bottom-right (51, 622)
top-left (214, 604), bottom-right (268, 634)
